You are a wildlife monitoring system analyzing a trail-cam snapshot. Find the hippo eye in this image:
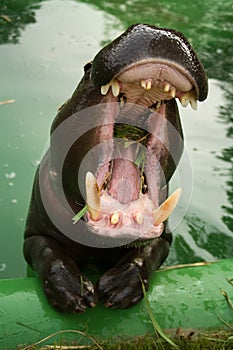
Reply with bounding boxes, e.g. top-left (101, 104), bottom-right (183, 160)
top-left (84, 61), bottom-right (93, 73)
